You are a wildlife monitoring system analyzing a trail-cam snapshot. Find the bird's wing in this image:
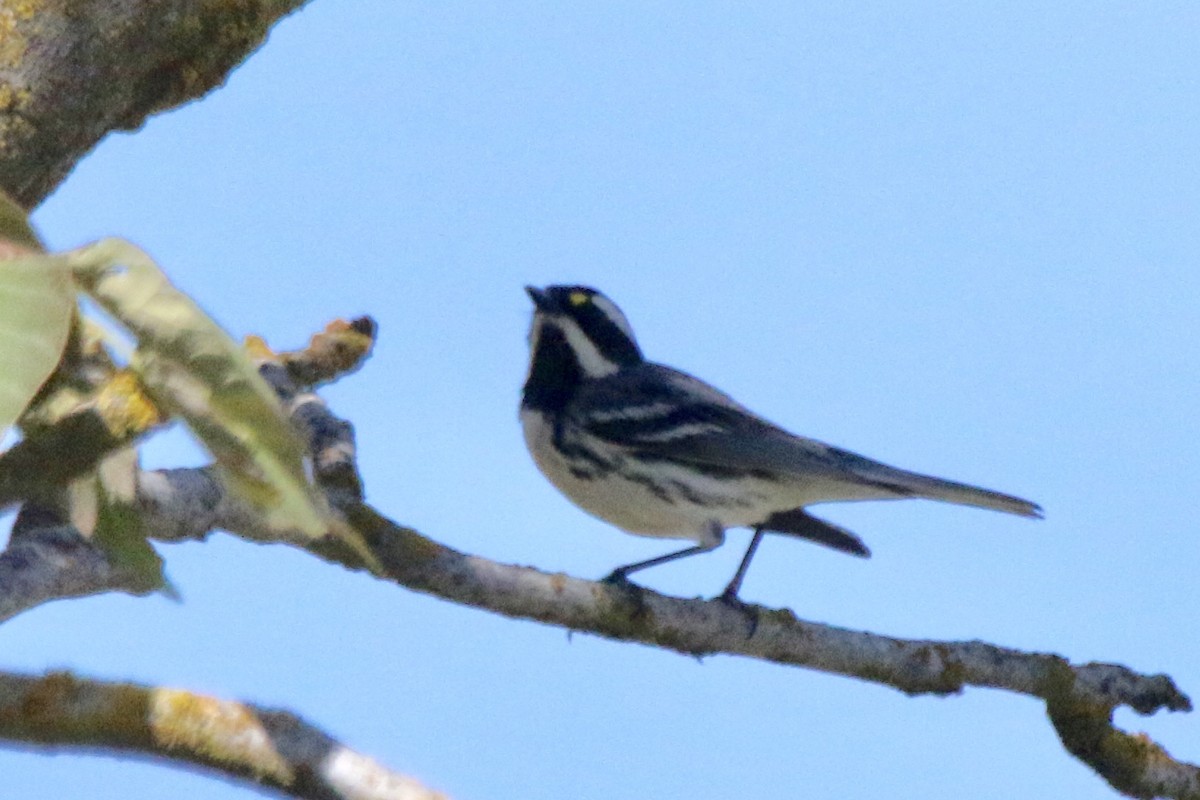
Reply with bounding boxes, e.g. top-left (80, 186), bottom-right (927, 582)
top-left (572, 364), bottom-right (1043, 517)
top-left (571, 364), bottom-right (883, 484)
